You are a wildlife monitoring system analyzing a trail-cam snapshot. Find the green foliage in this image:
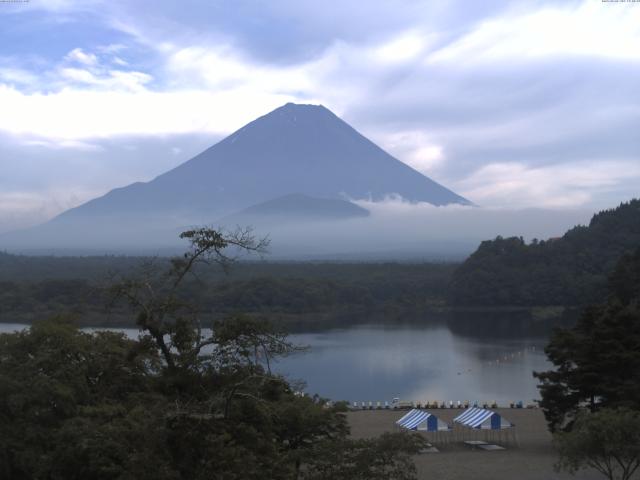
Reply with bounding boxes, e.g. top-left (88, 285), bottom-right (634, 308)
top-left (0, 317), bottom-right (163, 479)
top-left (451, 199), bottom-right (640, 306)
top-left (0, 259), bottom-right (455, 328)
top-left (0, 228), bottom-right (423, 479)
top-left (554, 408), bottom-right (640, 480)
top-left (534, 247), bottom-right (640, 431)
top-left (0, 316), bottom-right (419, 479)
top-left (302, 432), bottom-right (426, 480)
